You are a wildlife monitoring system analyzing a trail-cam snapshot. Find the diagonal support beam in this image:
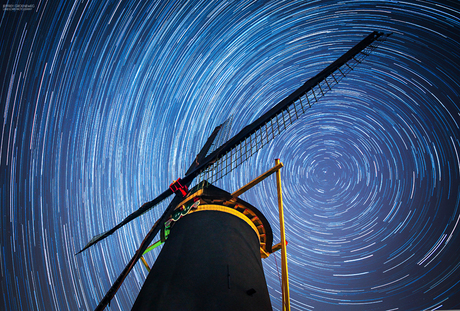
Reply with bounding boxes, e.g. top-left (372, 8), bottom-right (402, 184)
top-left (230, 162), bottom-right (283, 199)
